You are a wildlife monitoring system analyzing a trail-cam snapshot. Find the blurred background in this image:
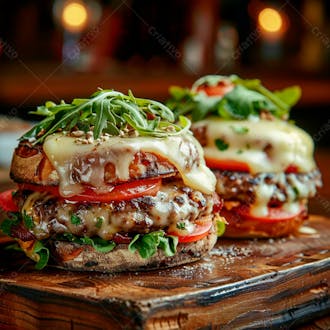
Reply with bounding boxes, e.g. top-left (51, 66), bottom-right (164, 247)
top-left (0, 0), bottom-right (329, 142)
top-left (0, 0), bottom-right (329, 209)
